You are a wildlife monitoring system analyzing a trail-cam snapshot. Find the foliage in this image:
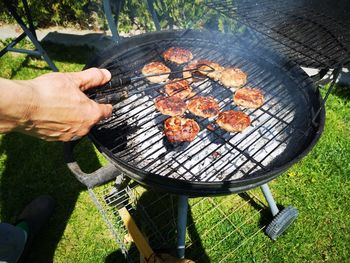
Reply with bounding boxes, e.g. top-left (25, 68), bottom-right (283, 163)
top-left (0, 0), bottom-right (238, 32)
top-left (0, 0), bottom-right (105, 29)
top-left (151, 0), bottom-right (238, 32)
